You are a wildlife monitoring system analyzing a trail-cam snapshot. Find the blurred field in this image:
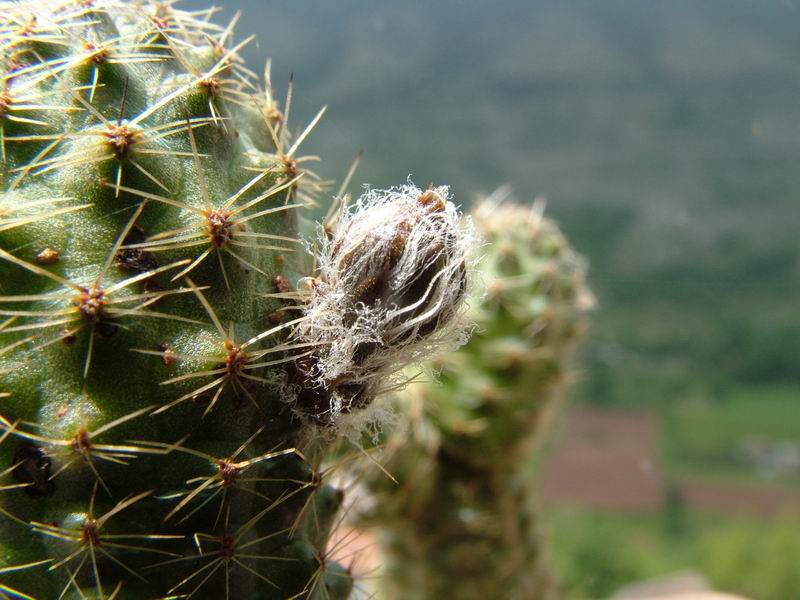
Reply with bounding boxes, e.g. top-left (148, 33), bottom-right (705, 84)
top-left (664, 387), bottom-right (800, 489)
top-left (548, 508), bottom-right (800, 600)
top-left (542, 406), bottom-right (800, 598)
